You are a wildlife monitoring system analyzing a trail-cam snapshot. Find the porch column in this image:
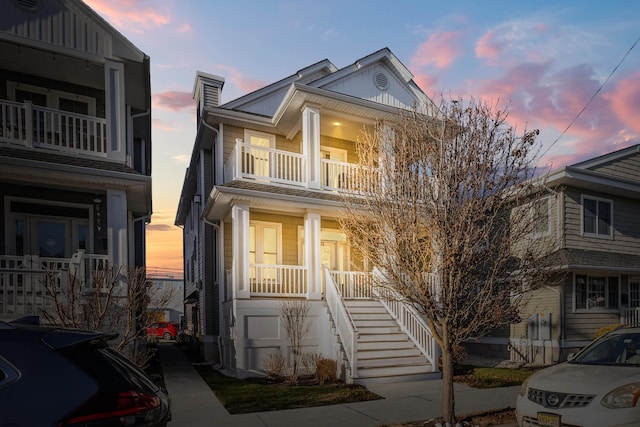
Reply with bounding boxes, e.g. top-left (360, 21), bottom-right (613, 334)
top-left (302, 105), bottom-right (321, 189)
top-left (106, 189), bottom-right (128, 268)
top-left (304, 211), bottom-right (322, 299)
top-left (232, 203), bottom-right (250, 299)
